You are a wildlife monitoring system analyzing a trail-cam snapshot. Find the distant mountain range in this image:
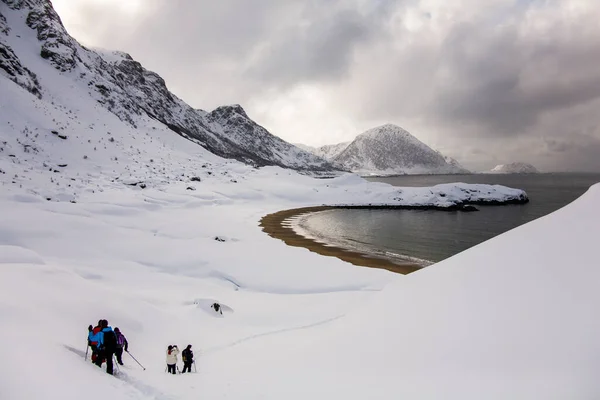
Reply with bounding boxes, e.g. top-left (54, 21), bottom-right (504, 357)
top-left (298, 124), bottom-right (469, 175)
top-left (489, 163), bottom-right (539, 174)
